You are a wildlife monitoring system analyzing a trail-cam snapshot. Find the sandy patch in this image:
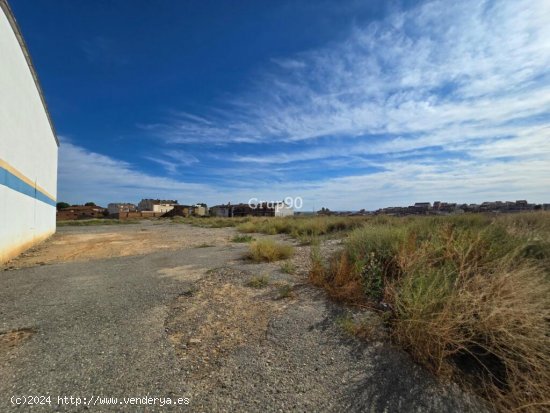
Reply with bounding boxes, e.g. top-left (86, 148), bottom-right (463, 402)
top-left (2, 223), bottom-right (235, 269)
top-left (165, 268), bottom-right (287, 379)
top-left (0, 328), bottom-right (34, 354)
